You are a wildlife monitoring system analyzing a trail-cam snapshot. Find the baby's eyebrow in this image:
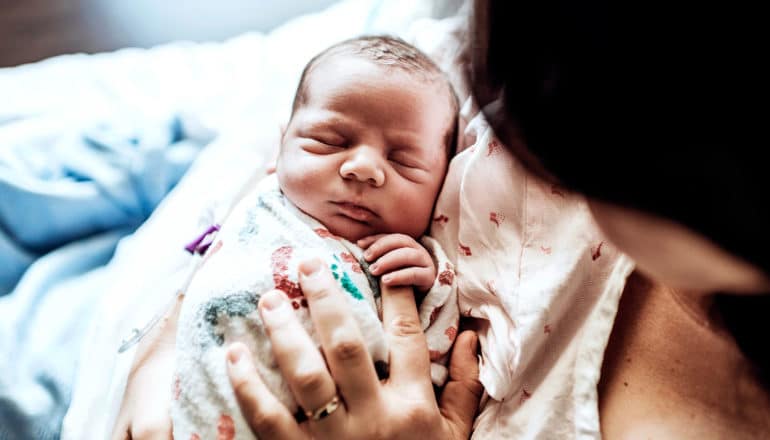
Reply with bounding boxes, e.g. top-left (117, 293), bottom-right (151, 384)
top-left (303, 114), bottom-right (354, 131)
